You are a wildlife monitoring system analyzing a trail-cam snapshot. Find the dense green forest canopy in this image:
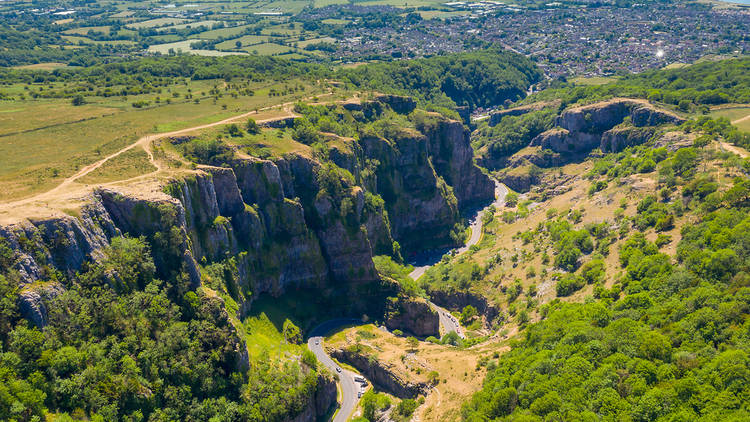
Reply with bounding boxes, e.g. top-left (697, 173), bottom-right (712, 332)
top-left (534, 58), bottom-right (750, 110)
top-left (338, 49), bottom-right (541, 112)
top-left (0, 55), bottom-right (328, 95)
top-left (462, 151), bottom-right (750, 420)
top-left (0, 232), bottom-right (322, 421)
